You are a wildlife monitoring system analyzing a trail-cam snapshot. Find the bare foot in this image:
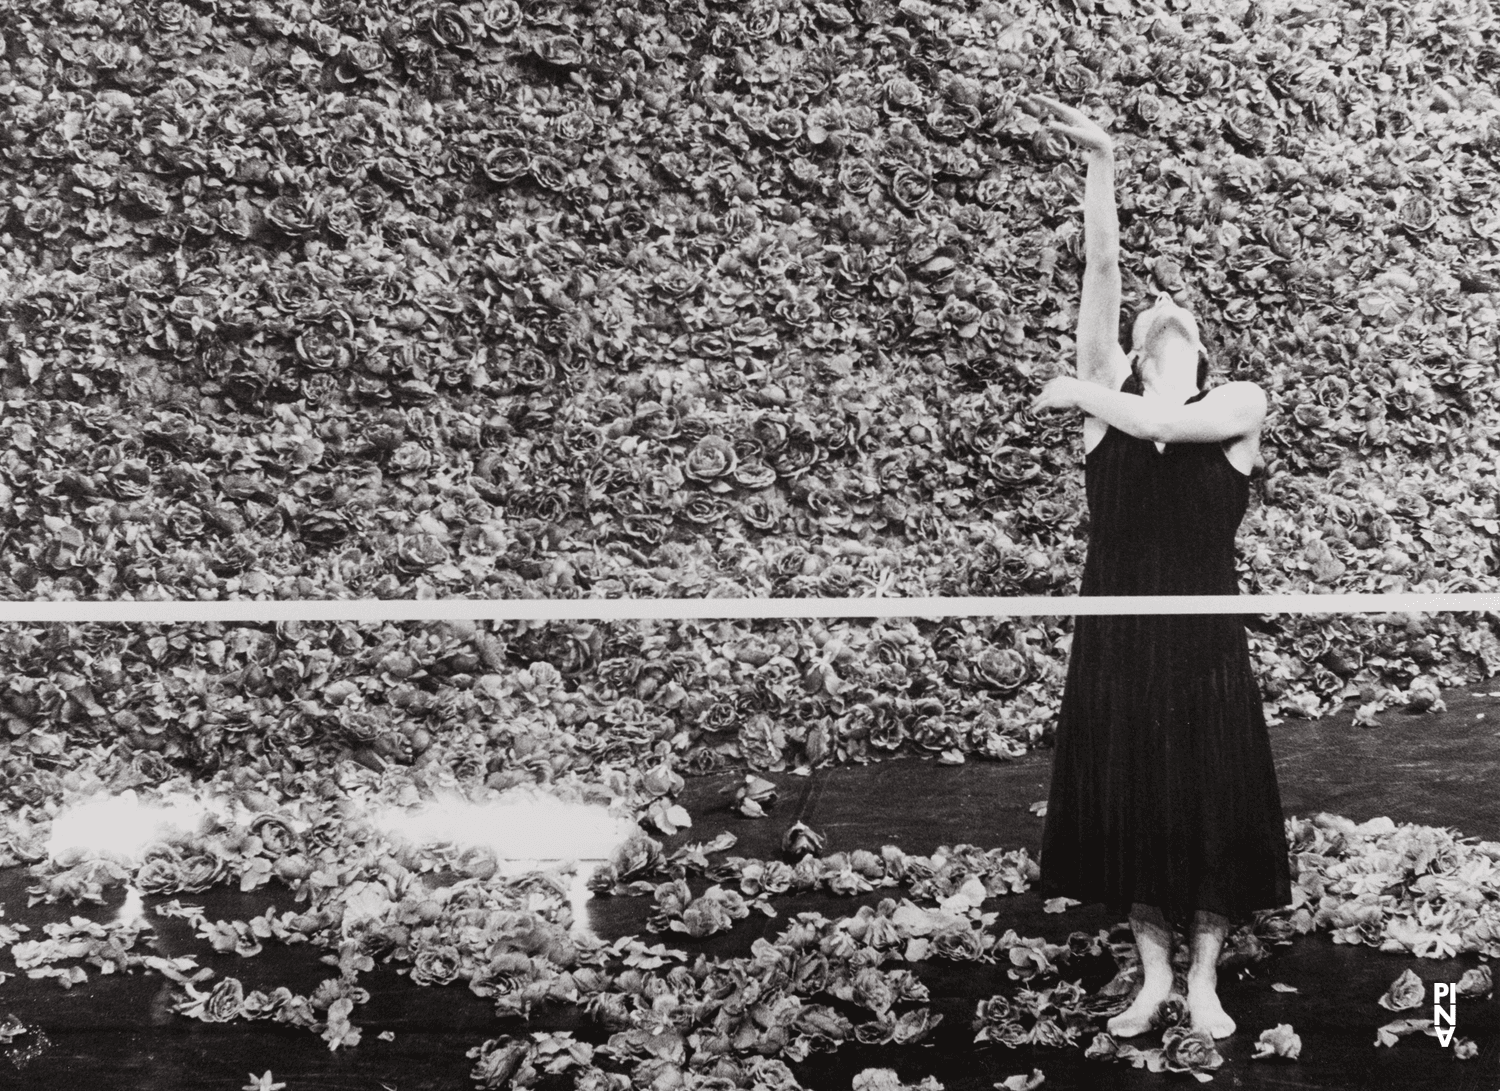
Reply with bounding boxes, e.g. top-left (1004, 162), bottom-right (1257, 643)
top-left (1186, 977), bottom-right (1236, 1039)
top-left (1106, 978), bottom-right (1173, 1038)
